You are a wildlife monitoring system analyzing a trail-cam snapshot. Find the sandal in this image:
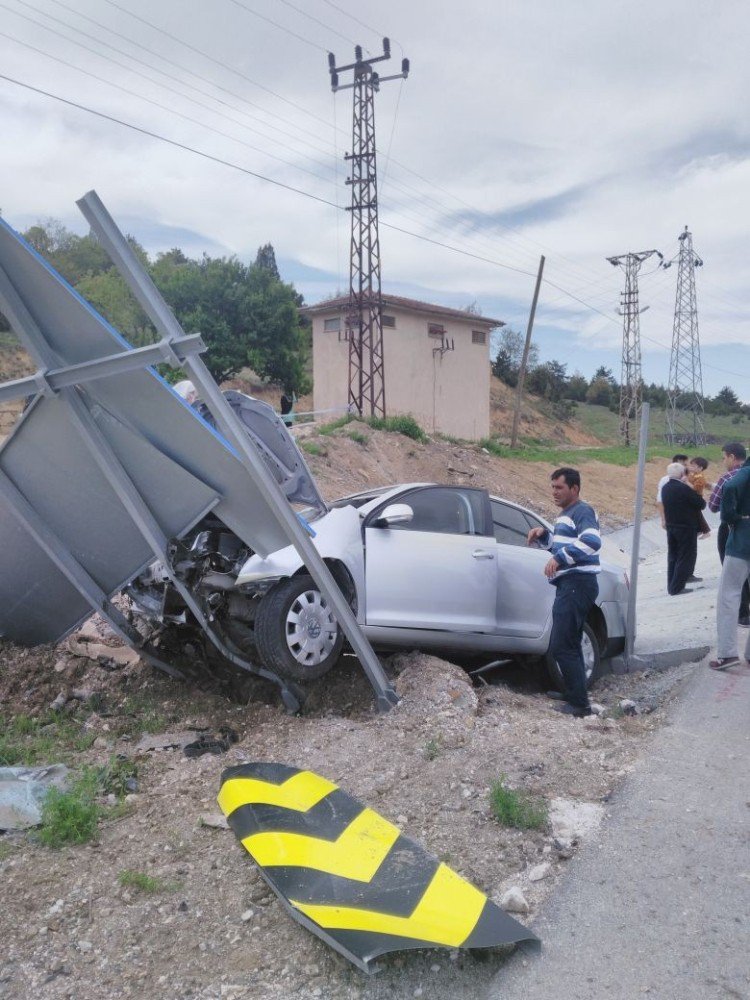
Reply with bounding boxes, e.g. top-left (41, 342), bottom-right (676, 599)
top-left (708, 656), bottom-right (740, 671)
